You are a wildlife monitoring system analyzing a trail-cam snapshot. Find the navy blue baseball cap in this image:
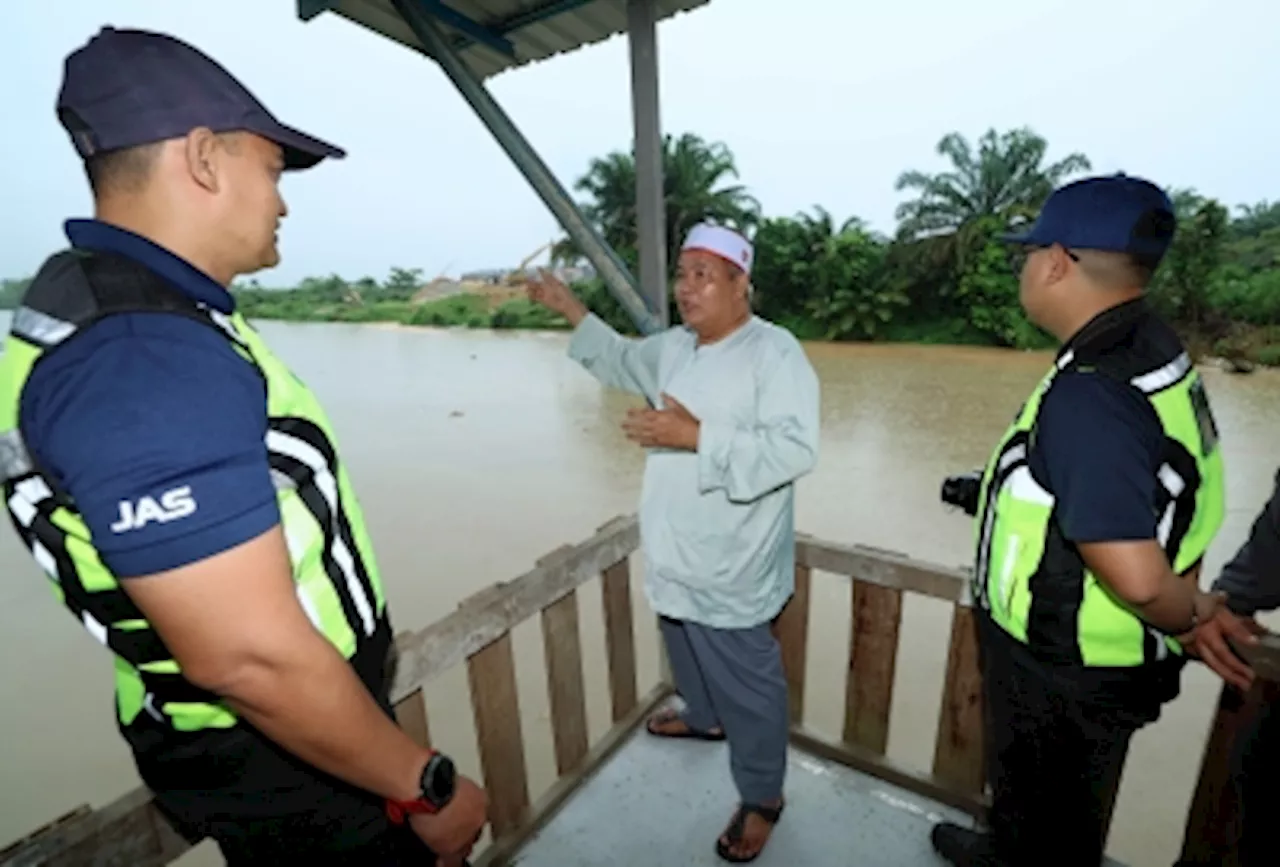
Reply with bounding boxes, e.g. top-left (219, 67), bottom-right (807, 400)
top-left (1002, 173), bottom-right (1177, 263)
top-left (56, 26), bottom-right (345, 170)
